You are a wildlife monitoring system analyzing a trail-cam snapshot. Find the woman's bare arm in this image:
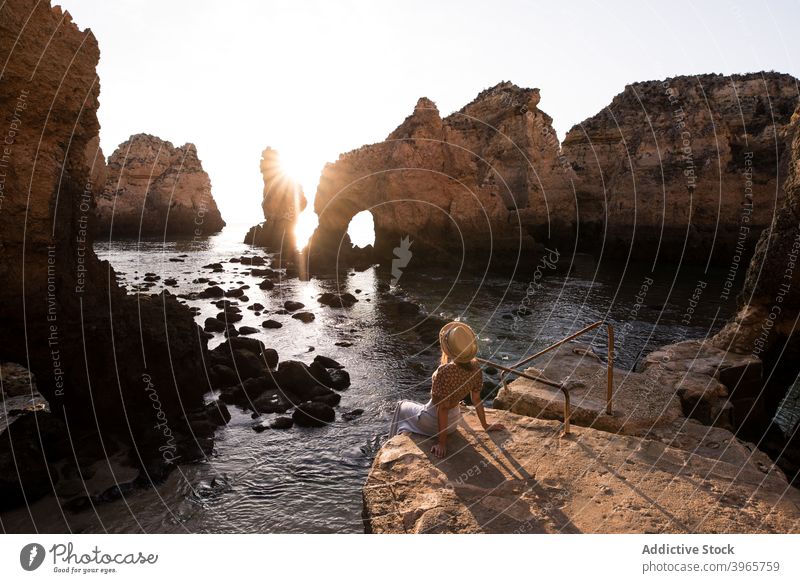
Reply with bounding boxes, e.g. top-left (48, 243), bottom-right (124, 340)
top-left (431, 404), bottom-right (450, 458)
top-left (471, 390), bottom-right (505, 432)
